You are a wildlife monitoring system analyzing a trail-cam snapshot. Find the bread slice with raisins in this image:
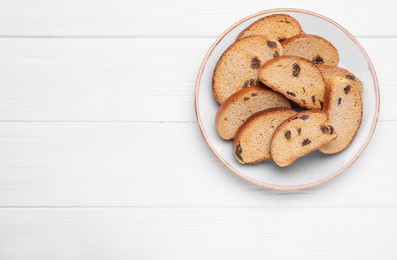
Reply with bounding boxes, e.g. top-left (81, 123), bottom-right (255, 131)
top-left (270, 110), bottom-right (337, 167)
top-left (317, 65), bottom-right (363, 93)
top-left (216, 87), bottom-right (291, 140)
top-left (213, 35), bottom-right (283, 104)
top-left (259, 55), bottom-right (325, 109)
top-left (237, 14), bottom-right (303, 42)
top-left (233, 108), bottom-right (297, 164)
top-left (282, 34), bottom-right (339, 66)
top-left (319, 76), bottom-right (363, 154)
